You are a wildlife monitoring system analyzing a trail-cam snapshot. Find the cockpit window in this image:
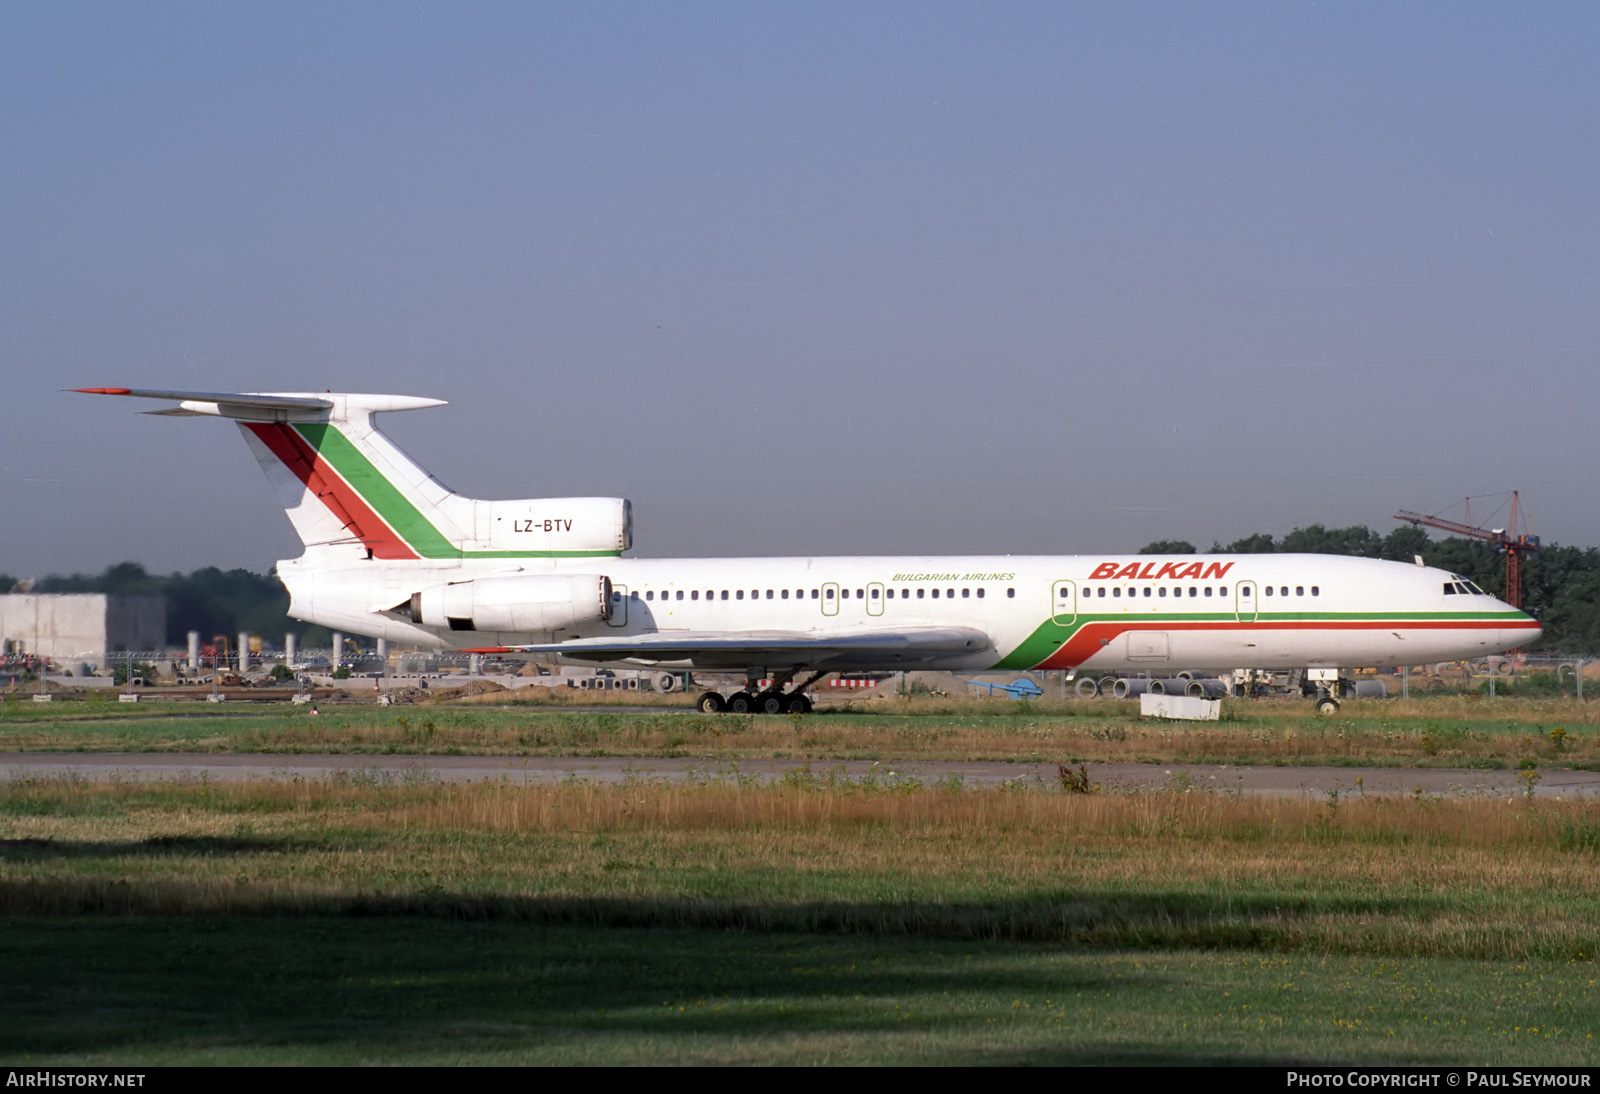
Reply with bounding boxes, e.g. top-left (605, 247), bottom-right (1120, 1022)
top-left (1443, 583), bottom-right (1456, 595)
